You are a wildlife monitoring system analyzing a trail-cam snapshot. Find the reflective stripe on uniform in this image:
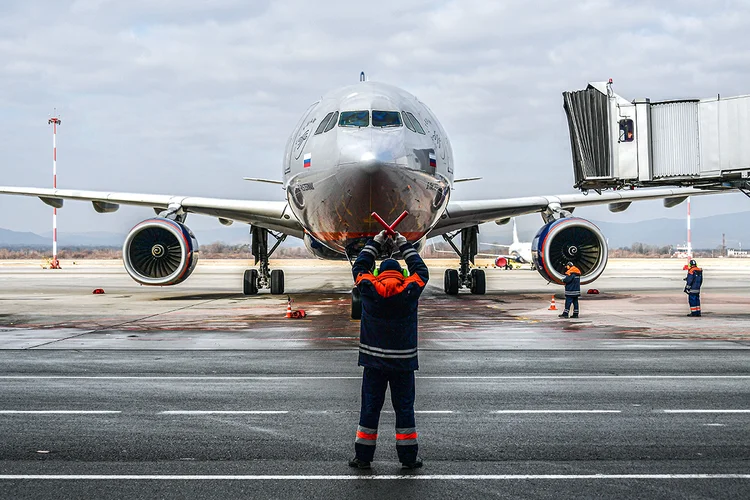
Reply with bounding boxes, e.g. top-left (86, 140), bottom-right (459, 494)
top-left (359, 345), bottom-right (418, 359)
top-left (355, 425), bottom-right (378, 445)
top-left (359, 343), bottom-right (417, 355)
top-left (361, 245), bottom-right (377, 257)
top-left (396, 427), bottom-right (418, 446)
top-left (402, 248), bottom-right (418, 260)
